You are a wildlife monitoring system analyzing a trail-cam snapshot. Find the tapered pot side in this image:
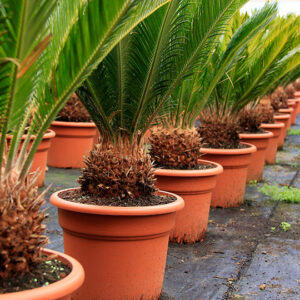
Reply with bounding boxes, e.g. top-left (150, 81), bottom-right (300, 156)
top-left (289, 98), bottom-right (300, 115)
top-left (0, 249), bottom-right (84, 300)
top-left (239, 131), bottom-right (273, 182)
top-left (154, 160), bottom-right (223, 244)
top-left (6, 130), bottom-right (55, 187)
top-left (288, 100), bottom-right (297, 125)
top-left (295, 91), bottom-right (300, 98)
top-left (48, 121), bottom-right (97, 169)
top-left (274, 114), bottom-right (290, 149)
top-left (278, 108), bottom-right (293, 129)
top-left (50, 189), bottom-right (184, 300)
top-left (200, 143), bottom-right (256, 208)
top-left (260, 123), bottom-right (284, 164)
